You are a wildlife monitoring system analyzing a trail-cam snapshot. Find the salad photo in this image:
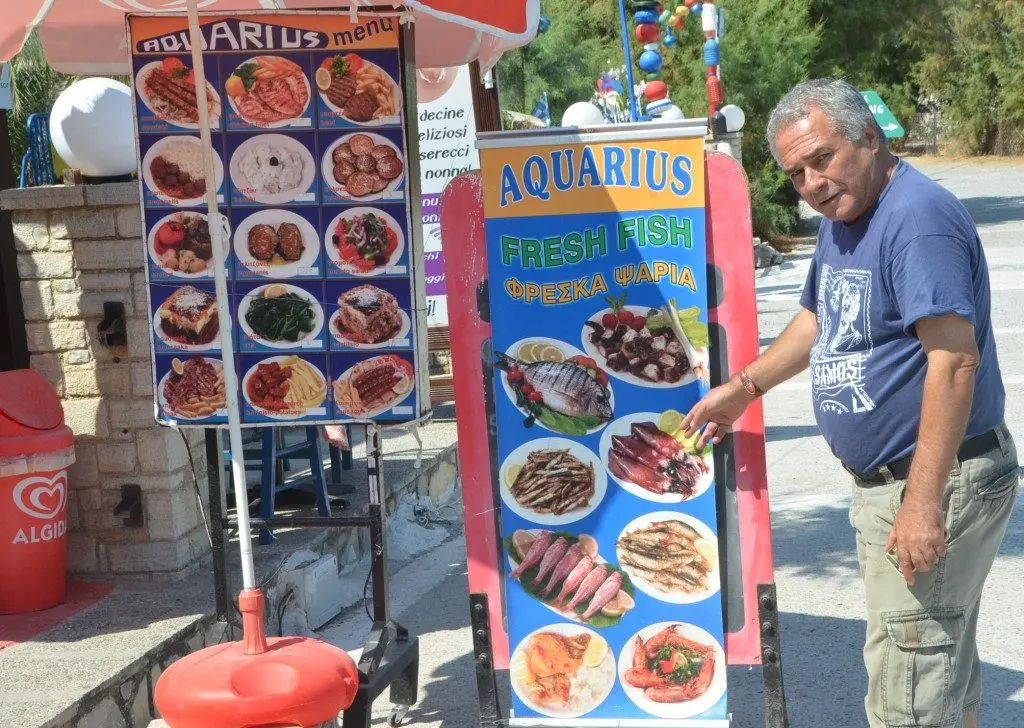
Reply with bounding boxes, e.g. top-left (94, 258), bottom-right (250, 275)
top-left (325, 207), bottom-right (404, 276)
